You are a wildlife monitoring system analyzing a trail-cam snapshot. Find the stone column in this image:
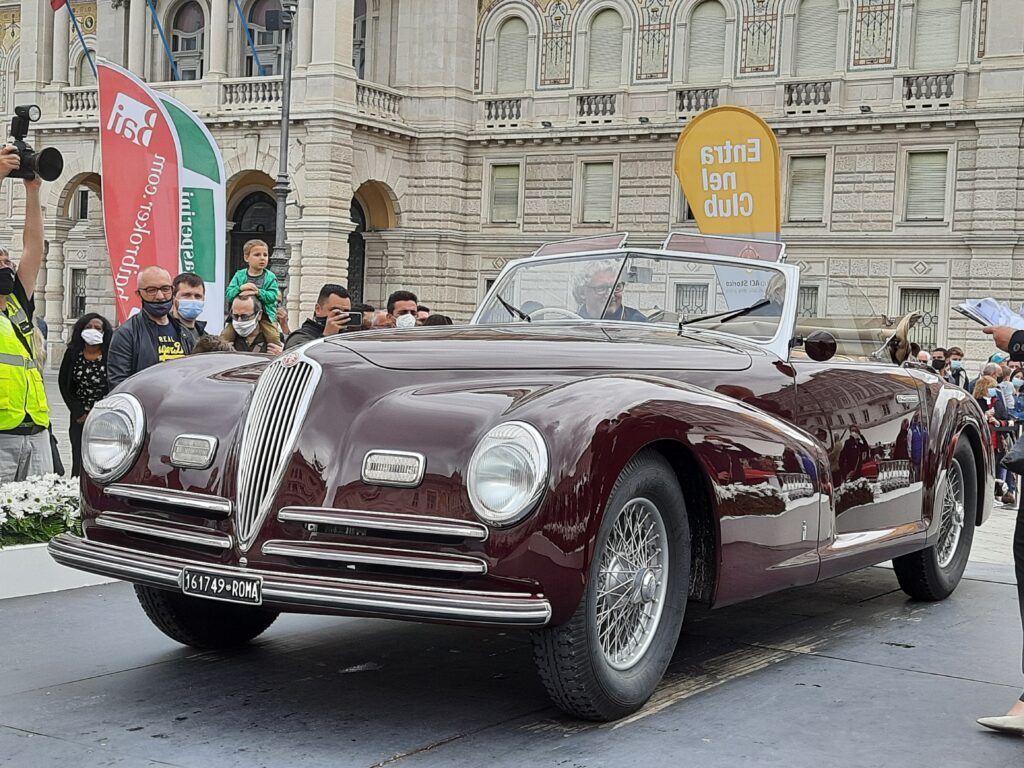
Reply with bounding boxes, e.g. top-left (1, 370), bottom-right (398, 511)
top-left (52, 6), bottom-right (70, 86)
top-left (208, 0), bottom-right (229, 77)
top-left (17, 0), bottom-right (53, 87)
top-left (43, 220), bottom-right (73, 360)
top-left (128, 0), bottom-right (148, 77)
top-left (295, 0), bottom-right (314, 70)
top-left (307, 0), bottom-right (356, 102)
top-left (957, 0), bottom-right (973, 65)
